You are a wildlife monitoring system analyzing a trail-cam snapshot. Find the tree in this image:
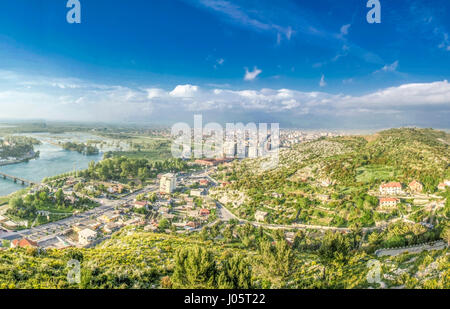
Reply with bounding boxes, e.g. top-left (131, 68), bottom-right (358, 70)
top-left (55, 189), bottom-right (65, 206)
top-left (172, 246), bottom-right (217, 289)
top-left (259, 240), bottom-right (294, 279)
top-left (158, 218), bottom-right (171, 231)
top-left (217, 254), bottom-right (252, 289)
top-left (442, 226), bottom-right (450, 246)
